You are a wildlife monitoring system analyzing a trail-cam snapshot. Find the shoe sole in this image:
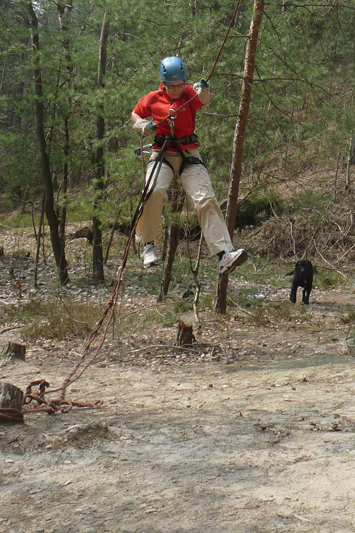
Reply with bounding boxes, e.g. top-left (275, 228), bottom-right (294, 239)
top-left (143, 259), bottom-right (159, 269)
top-left (220, 250), bottom-right (248, 275)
